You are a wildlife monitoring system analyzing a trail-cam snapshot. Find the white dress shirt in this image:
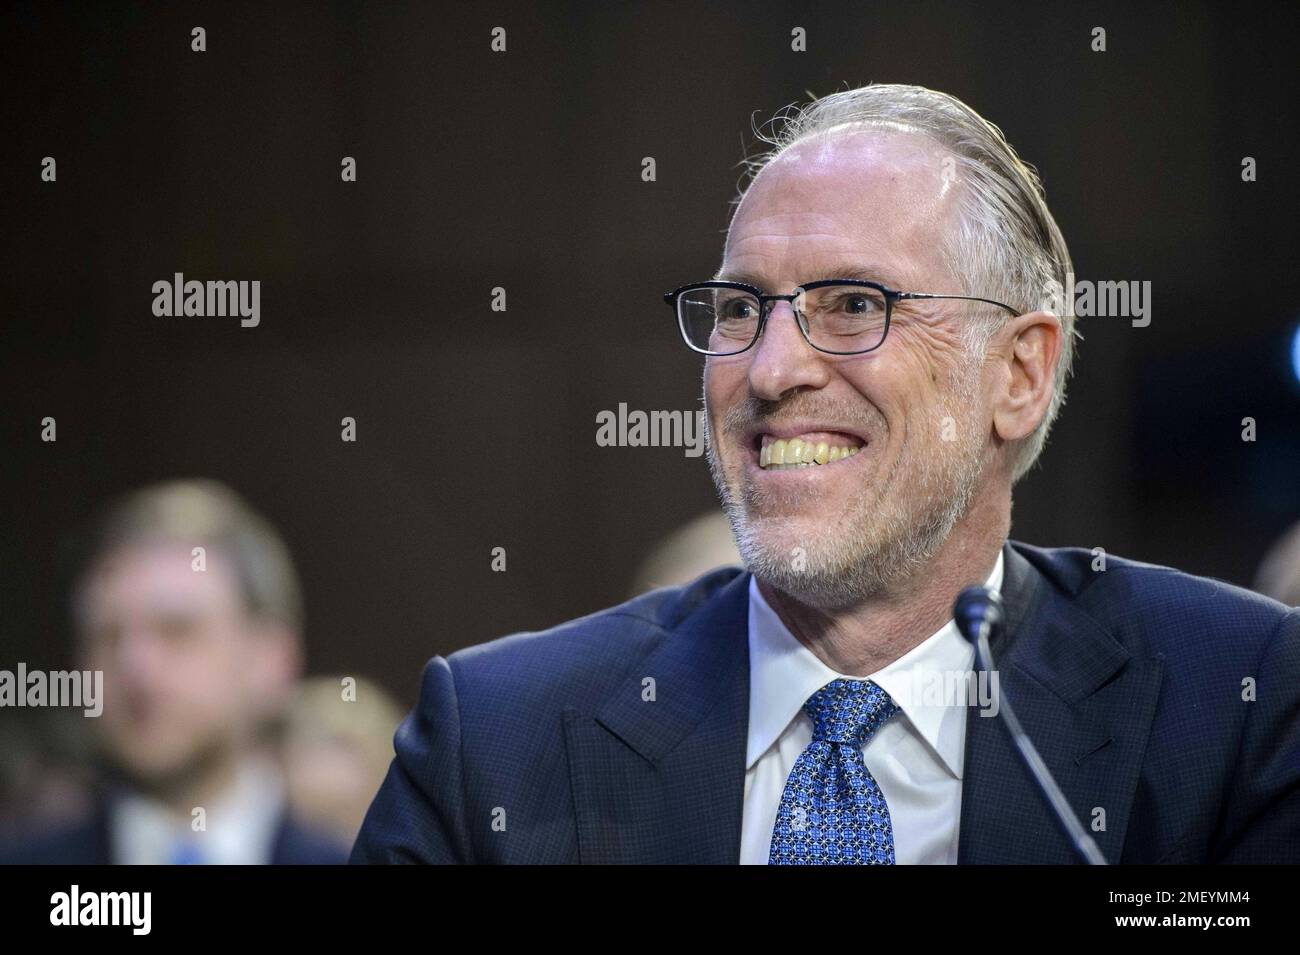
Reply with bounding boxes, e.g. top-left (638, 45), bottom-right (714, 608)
top-left (110, 756), bottom-right (287, 865)
top-left (741, 551), bottom-right (1005, 864)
